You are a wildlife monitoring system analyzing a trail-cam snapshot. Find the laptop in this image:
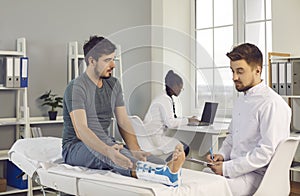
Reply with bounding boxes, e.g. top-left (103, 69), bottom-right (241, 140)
top-left (188, 102), bottom-right (218, 126)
